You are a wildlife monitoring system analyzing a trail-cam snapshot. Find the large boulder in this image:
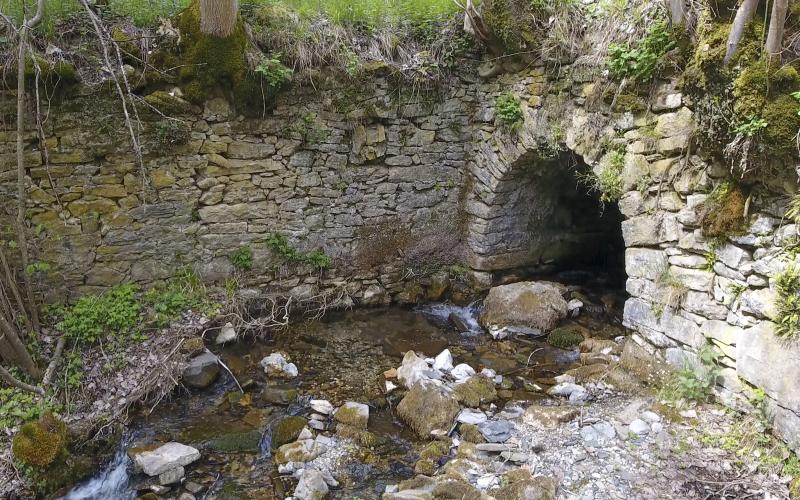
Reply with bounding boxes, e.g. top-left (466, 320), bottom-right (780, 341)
top-left (480, 282), bottom-right (568, 334)
top-left (397, 382), bottom-right (460, 438)
top-left (182, 353), bottom-right (220, 389)
top-left (294, 468), bottom-right (329, 500)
